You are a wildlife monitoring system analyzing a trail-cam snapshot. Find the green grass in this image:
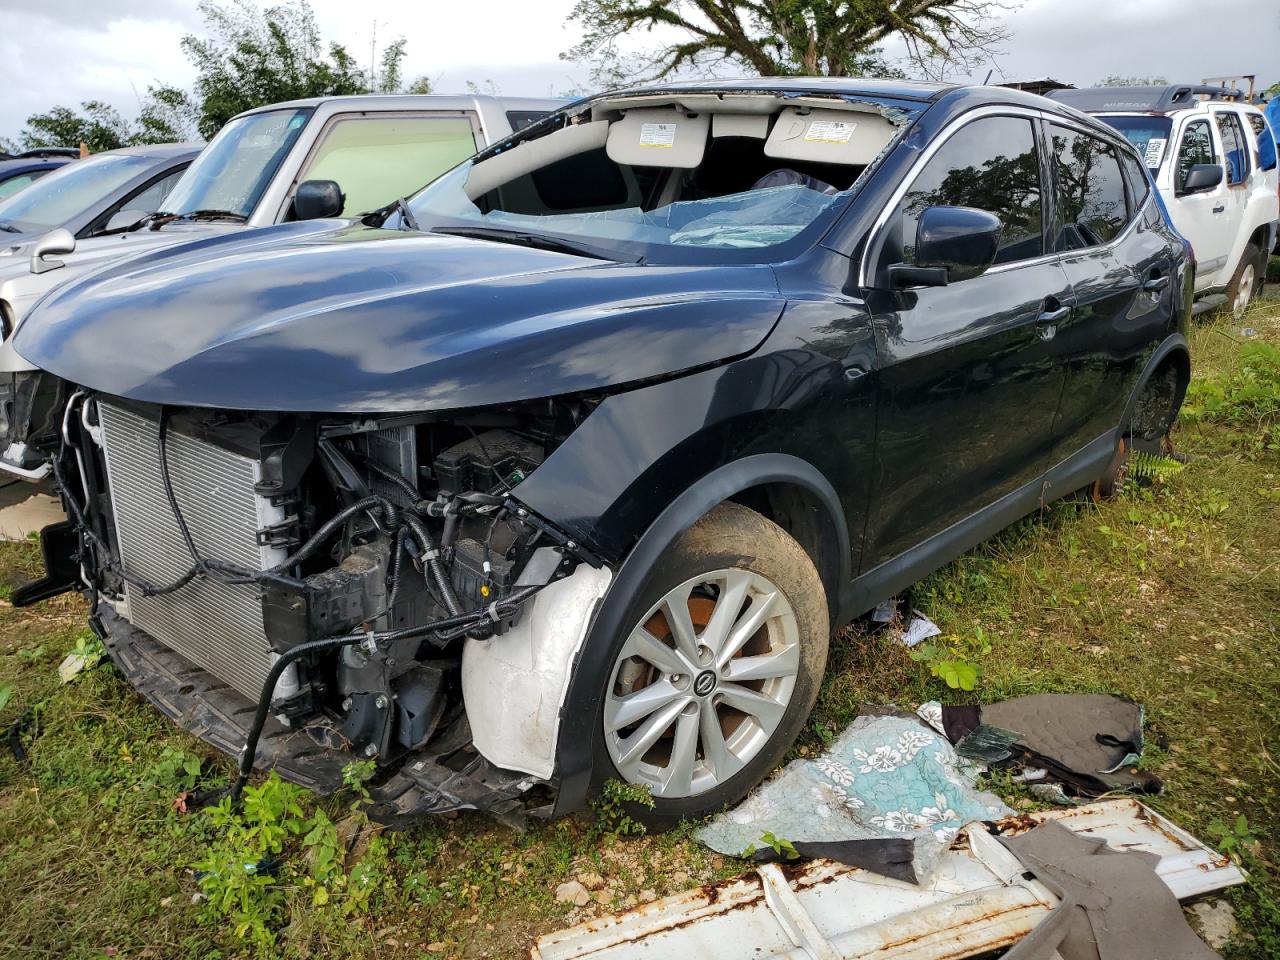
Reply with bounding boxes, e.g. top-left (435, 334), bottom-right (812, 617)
top-left (2, 302), bottom-right (1278, 959)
